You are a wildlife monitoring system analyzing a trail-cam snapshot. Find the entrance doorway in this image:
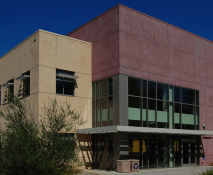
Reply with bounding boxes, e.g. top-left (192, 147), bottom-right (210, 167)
top-left (183, 140), bottom-right (197, 166)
